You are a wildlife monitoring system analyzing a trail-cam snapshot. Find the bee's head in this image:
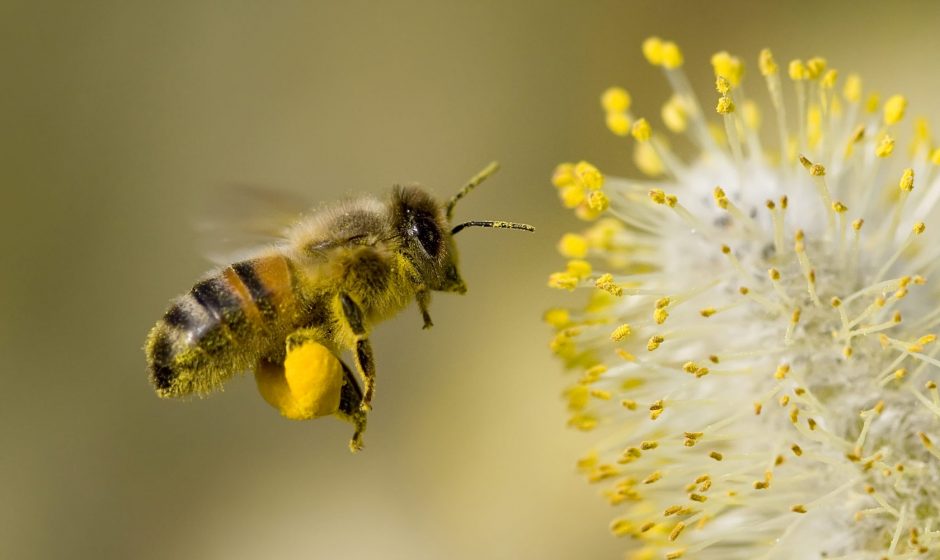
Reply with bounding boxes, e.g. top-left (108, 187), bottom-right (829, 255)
top-left (392, 162), bottom-right (533, 294)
